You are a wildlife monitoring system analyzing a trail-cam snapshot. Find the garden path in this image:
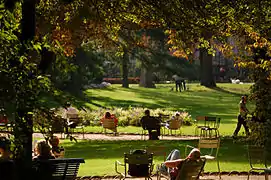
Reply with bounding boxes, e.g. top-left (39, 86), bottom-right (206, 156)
top-left (33, 133), bottom-right (199, 140)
